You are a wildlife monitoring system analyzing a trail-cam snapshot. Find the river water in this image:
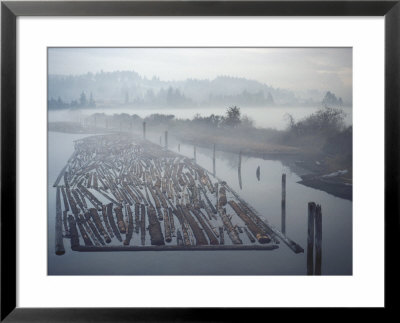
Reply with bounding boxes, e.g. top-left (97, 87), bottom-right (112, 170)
top-left (48, 130), bottom-right (352, 275)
